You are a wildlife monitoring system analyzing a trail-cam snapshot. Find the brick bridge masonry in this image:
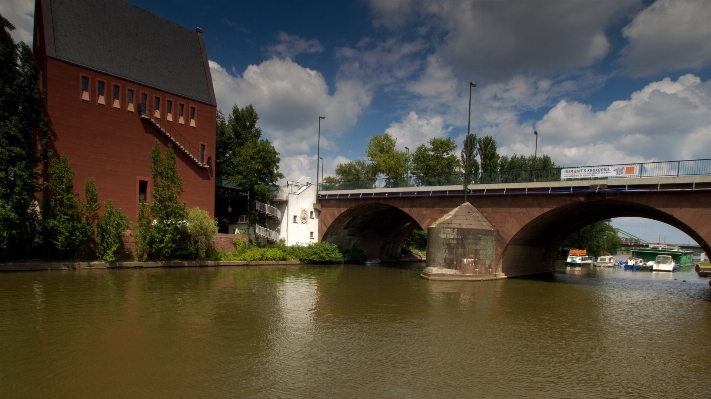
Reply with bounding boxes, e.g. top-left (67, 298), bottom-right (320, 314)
top-left (318, 176), bottom-right (711, 278)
